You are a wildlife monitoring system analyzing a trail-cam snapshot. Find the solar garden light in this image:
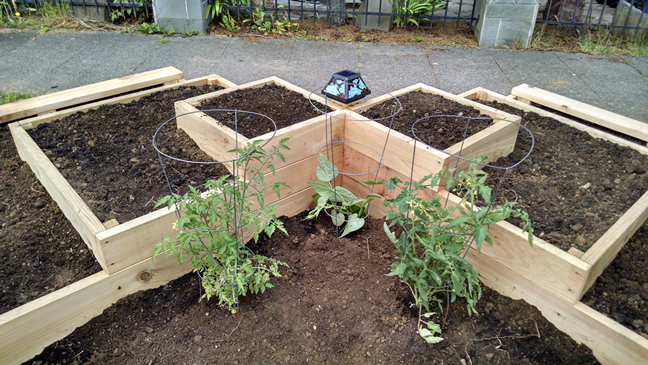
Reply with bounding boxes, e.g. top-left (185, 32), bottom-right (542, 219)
top-left (321, 70), bottom-right (371, 104)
